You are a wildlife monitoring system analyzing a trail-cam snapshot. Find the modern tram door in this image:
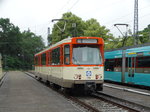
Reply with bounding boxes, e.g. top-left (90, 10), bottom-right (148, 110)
top-left (127, 57), bottom-right (136, 84)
